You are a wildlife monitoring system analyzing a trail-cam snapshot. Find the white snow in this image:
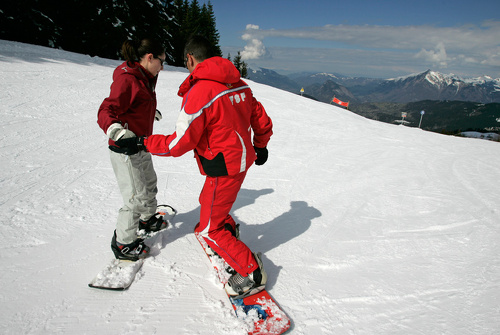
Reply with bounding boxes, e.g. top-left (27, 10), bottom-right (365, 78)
top-left (1, 40), bottom-right (500, 334)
